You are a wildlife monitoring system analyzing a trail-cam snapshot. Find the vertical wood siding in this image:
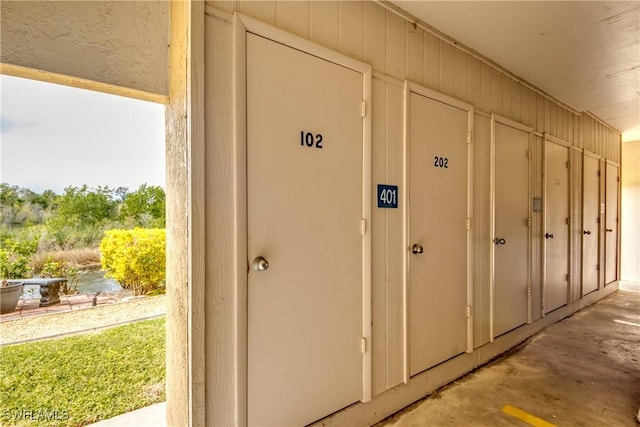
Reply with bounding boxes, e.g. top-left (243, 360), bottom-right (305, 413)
top-left (206, 0), bottom-right (621, 398)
